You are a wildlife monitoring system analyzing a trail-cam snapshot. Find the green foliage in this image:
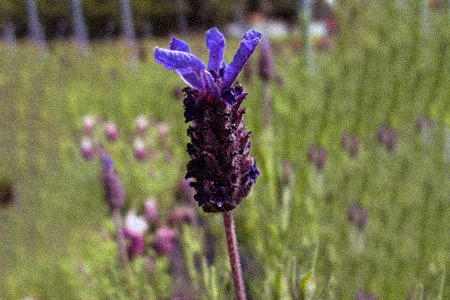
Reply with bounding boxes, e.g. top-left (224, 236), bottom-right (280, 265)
top-left (61, 220), bottom-right (173, 300)
top-left (0, 2), bottom-right (450, 299)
